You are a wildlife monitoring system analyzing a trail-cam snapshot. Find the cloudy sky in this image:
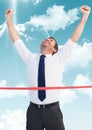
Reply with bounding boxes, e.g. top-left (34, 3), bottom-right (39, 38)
top-left (0, 0), bottom-right (92, 130)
